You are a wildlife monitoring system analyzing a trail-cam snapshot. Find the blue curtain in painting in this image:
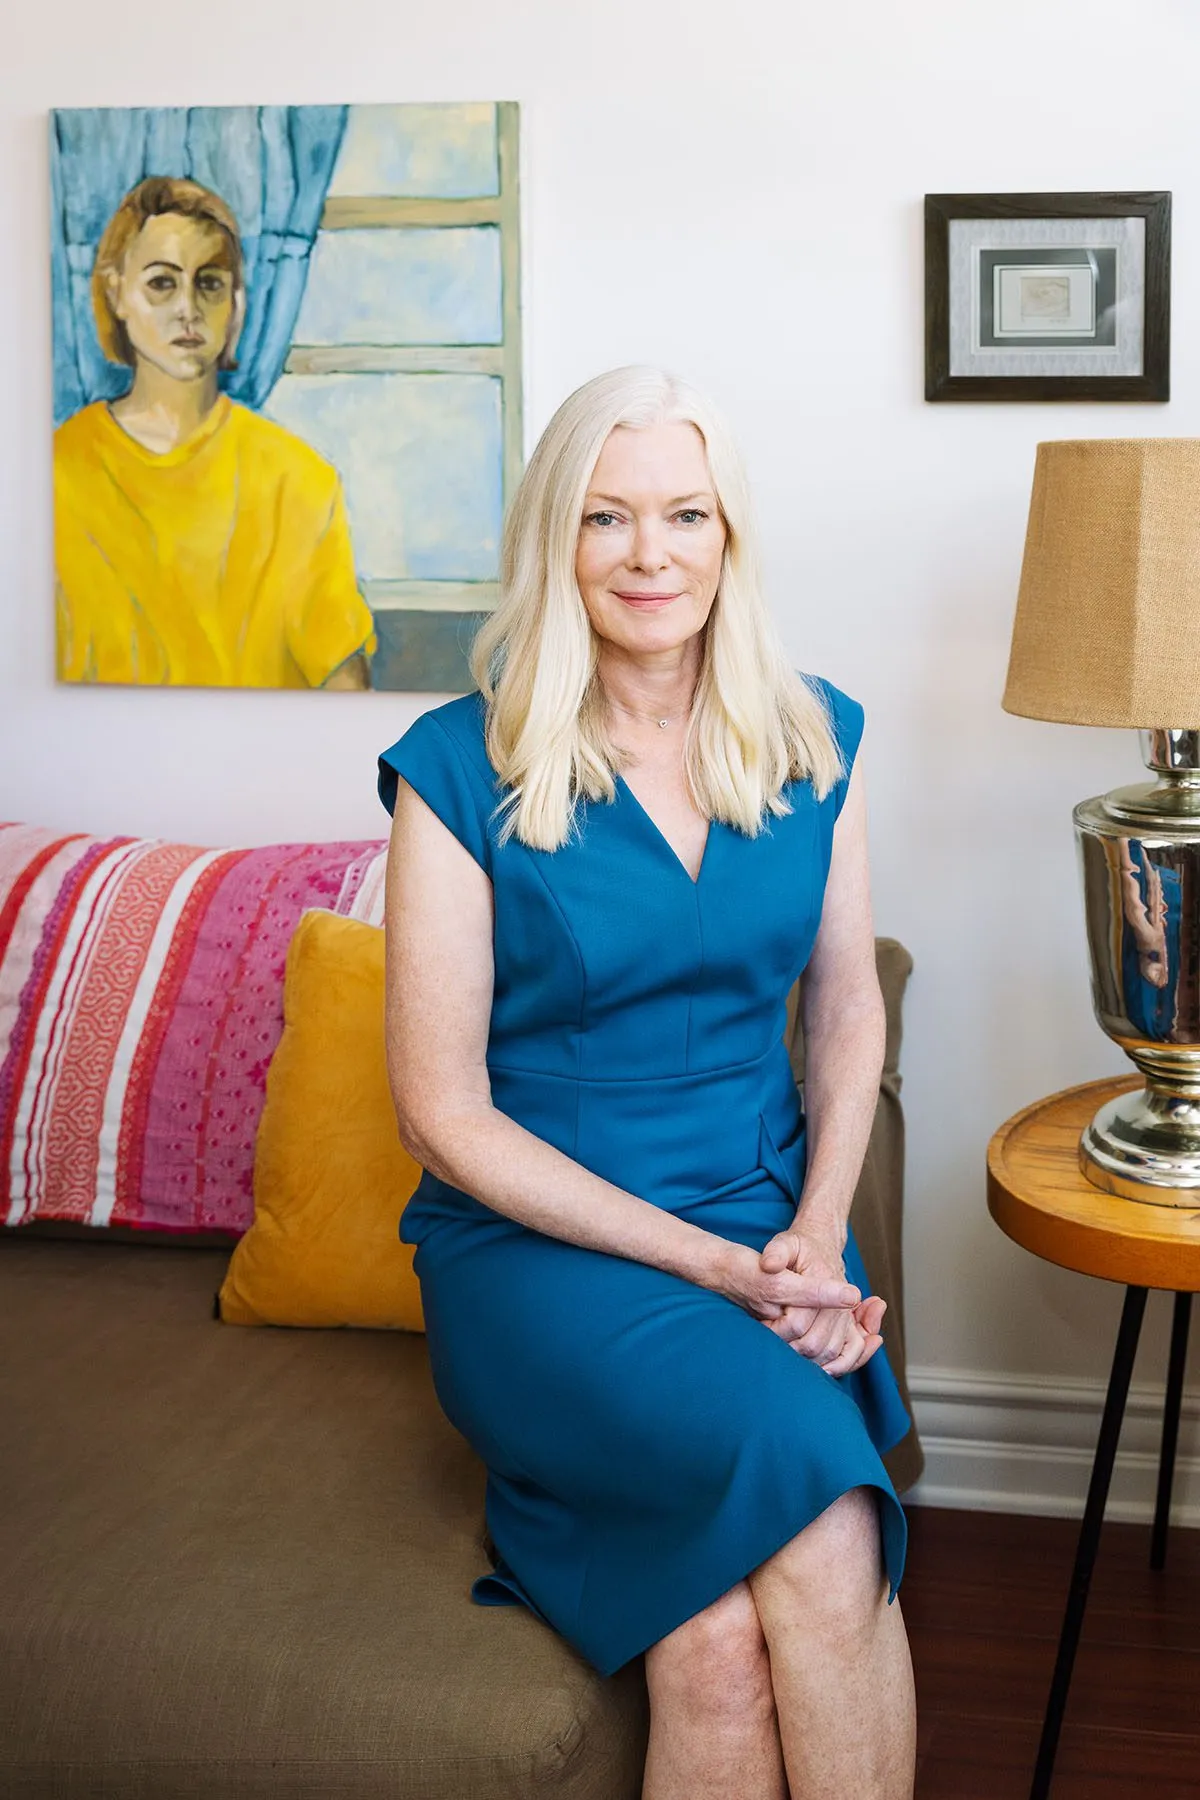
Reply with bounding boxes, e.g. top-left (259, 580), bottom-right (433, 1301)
top-left (50, 105), bottom-right (348, 426)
